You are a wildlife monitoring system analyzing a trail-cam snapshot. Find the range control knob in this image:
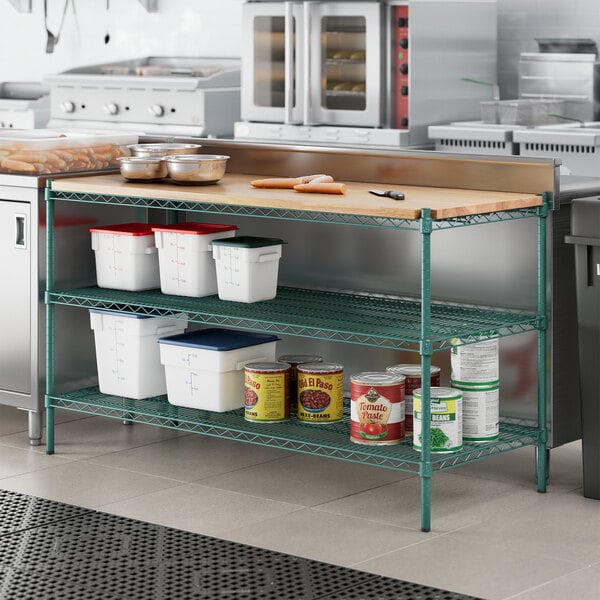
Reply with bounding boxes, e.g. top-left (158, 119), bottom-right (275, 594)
top-left (148, 104), bottom-right (165, 117)
top-left (104, 103), bottom-right (119, 115)
top-left (60, 101), bottom-right (75, 113)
